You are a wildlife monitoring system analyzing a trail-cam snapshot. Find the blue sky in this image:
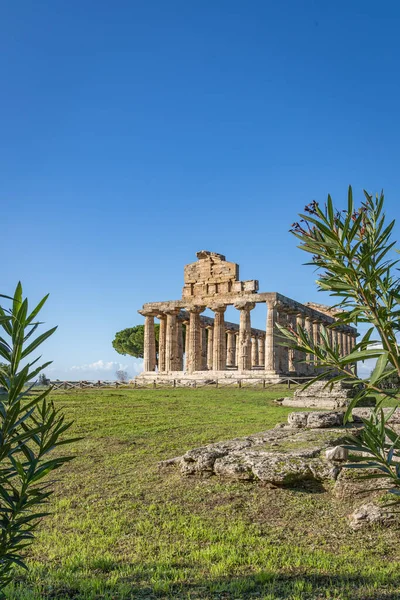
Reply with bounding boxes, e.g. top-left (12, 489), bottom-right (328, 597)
top-left (2, 1), bottom-right (400, 379)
